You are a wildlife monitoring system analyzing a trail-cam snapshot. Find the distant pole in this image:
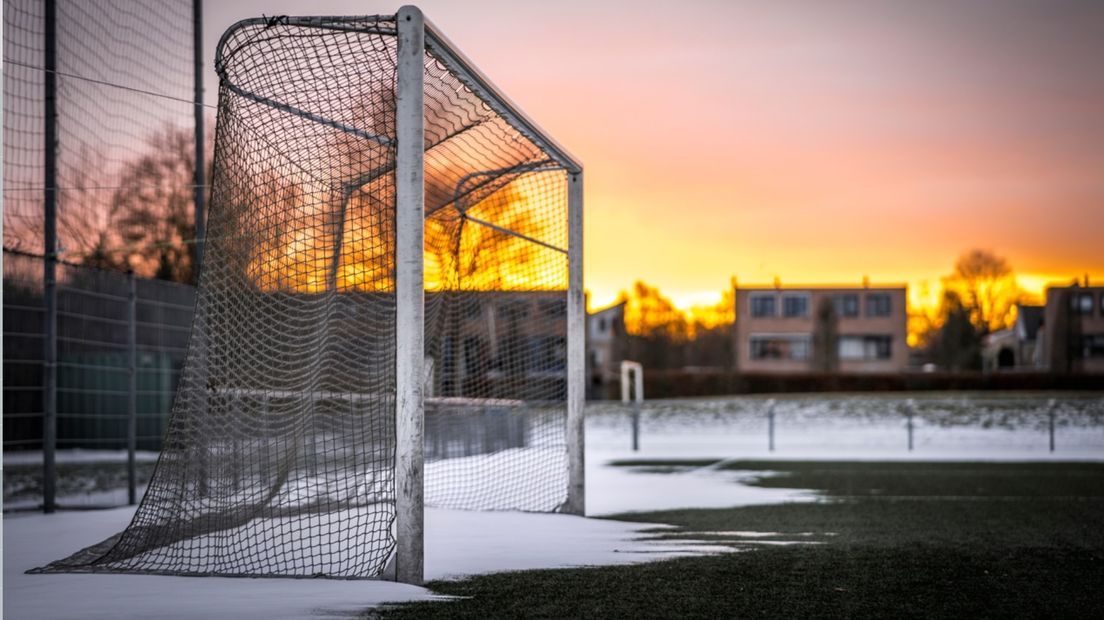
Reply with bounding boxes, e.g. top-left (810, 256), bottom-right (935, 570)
top-left (1048, 398), bottom-right (1056, 453)
top-left (621, 361), bottom-right (643, 451)
top-left (906, 398), bottom-right (915, 452)
top-left (42, 0), bottom-right (59, 515)
top-left (631, 405), bottom-right (640, 452)
top-left (127, 272), bottom-right (138, 504)
top-left (192, 0), bottom-right (206, 275)
top-left (767, 399), bottom-right (775, 452)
